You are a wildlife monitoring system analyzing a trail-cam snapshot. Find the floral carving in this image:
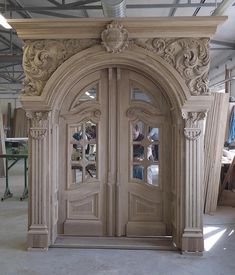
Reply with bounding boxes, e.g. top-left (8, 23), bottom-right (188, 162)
top-left (182, 111), bottom-right (206, 140)
top-left (22, 39), bottom-right (98, 96)
top-left (101, 21), bottom-right (129, 53)
top-left (135, 38), bottom-right (210, 96)
top-left (26, 111), bottom-right (49, 140)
